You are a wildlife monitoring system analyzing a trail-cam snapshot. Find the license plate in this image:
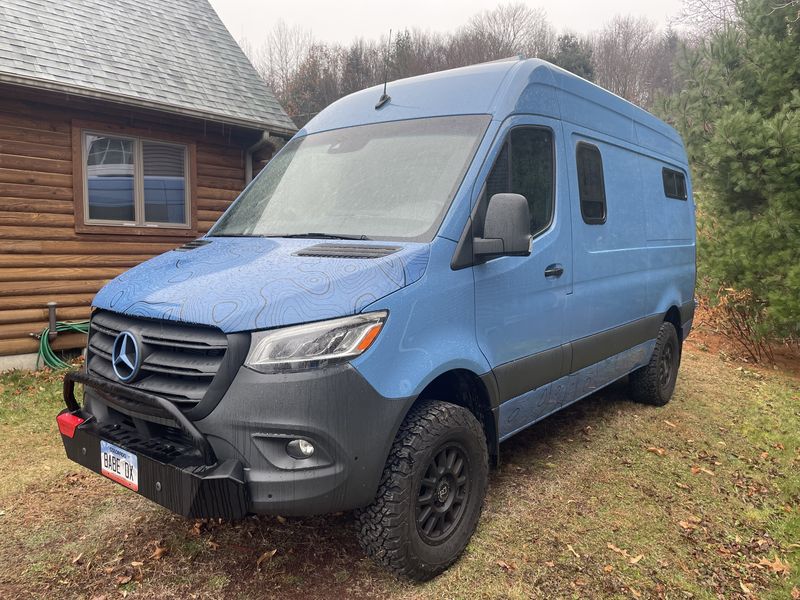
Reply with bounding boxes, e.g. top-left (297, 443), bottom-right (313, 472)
top-left (100, 441), bottom-right (139, 491)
